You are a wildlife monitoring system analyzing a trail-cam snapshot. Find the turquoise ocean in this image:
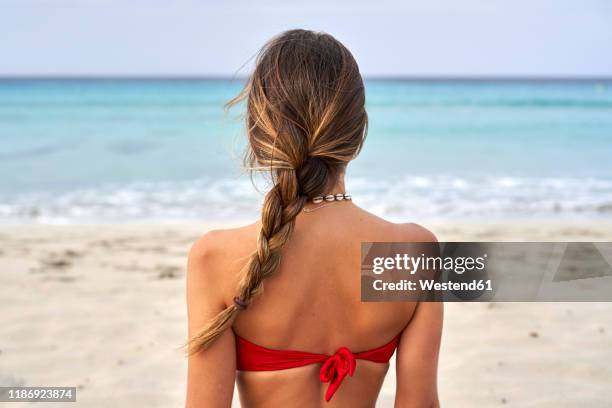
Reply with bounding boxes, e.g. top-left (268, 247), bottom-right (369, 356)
top-left (1, 79), bottom-right (611, 223)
